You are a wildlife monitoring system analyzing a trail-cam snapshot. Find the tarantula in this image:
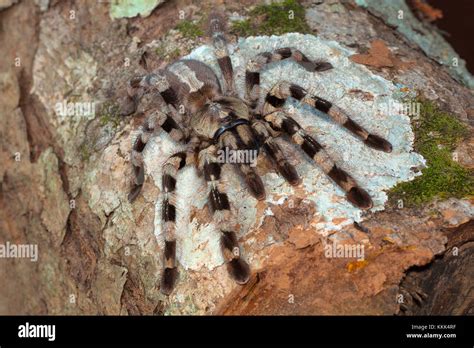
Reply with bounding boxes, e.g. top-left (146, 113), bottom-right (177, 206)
top-left (122, 14), bottom-right (392, 295)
